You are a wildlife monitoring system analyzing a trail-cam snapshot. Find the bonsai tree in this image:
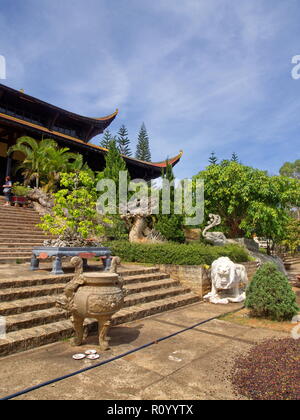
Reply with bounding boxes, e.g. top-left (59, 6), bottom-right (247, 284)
top-left (40, 171), bottom-right (110, 245)
top-left (245, 263), bottom-right (299, 321)
top-left (11, 183), bottom-right (31, 197)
